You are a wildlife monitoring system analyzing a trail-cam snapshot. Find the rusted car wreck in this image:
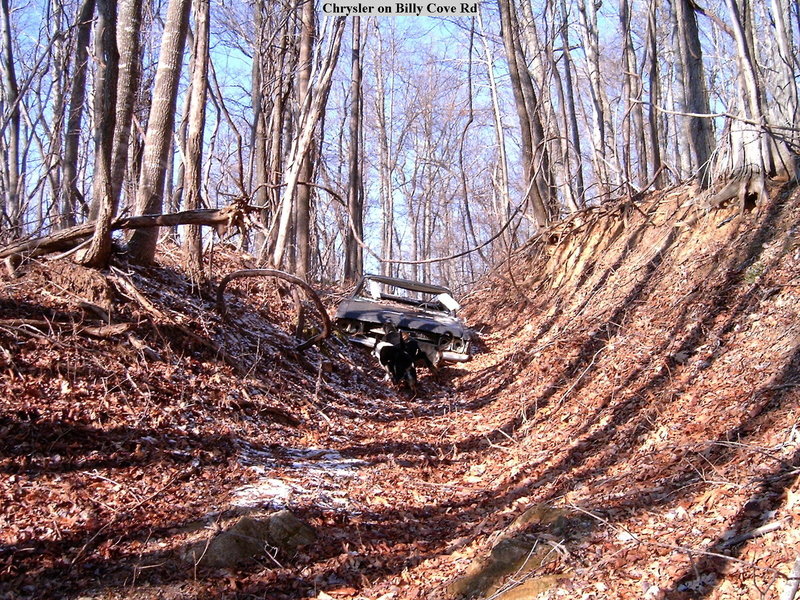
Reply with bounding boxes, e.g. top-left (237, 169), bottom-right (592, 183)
top-left (335, 274), bottom-right (472, 367)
